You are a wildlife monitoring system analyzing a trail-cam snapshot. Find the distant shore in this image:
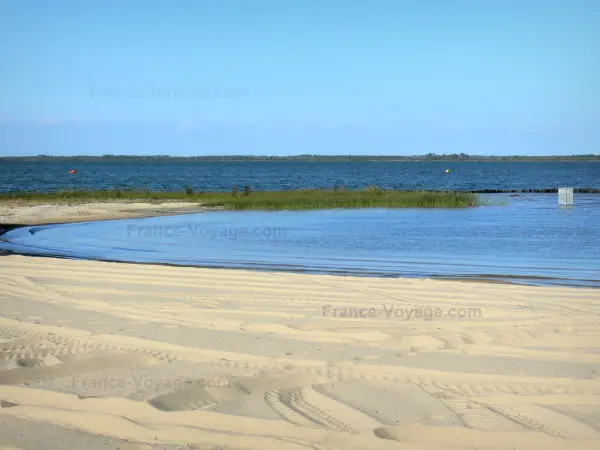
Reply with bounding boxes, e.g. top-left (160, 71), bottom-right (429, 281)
top-left (2, 154), bottom-right (599, 162)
